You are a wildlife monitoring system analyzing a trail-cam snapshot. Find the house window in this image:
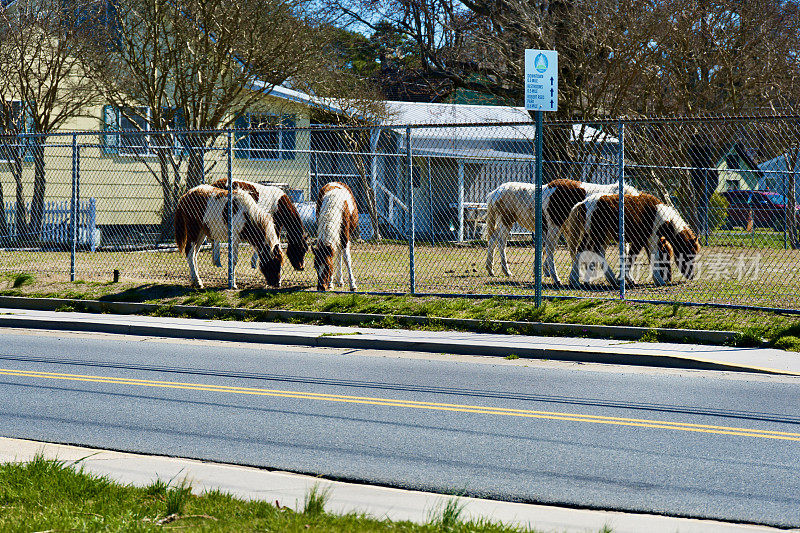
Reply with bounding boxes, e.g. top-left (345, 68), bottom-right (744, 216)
top-left (726, 179), bottom-right (740, 191)
top-left (234, 113), bottom-right (296, 160)
top-left (119, 107), bottom-right (151, 156)
top-left (102, 105), bottom-right (185, 156)
top-left (0, 101), bottom-right (34, 163)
